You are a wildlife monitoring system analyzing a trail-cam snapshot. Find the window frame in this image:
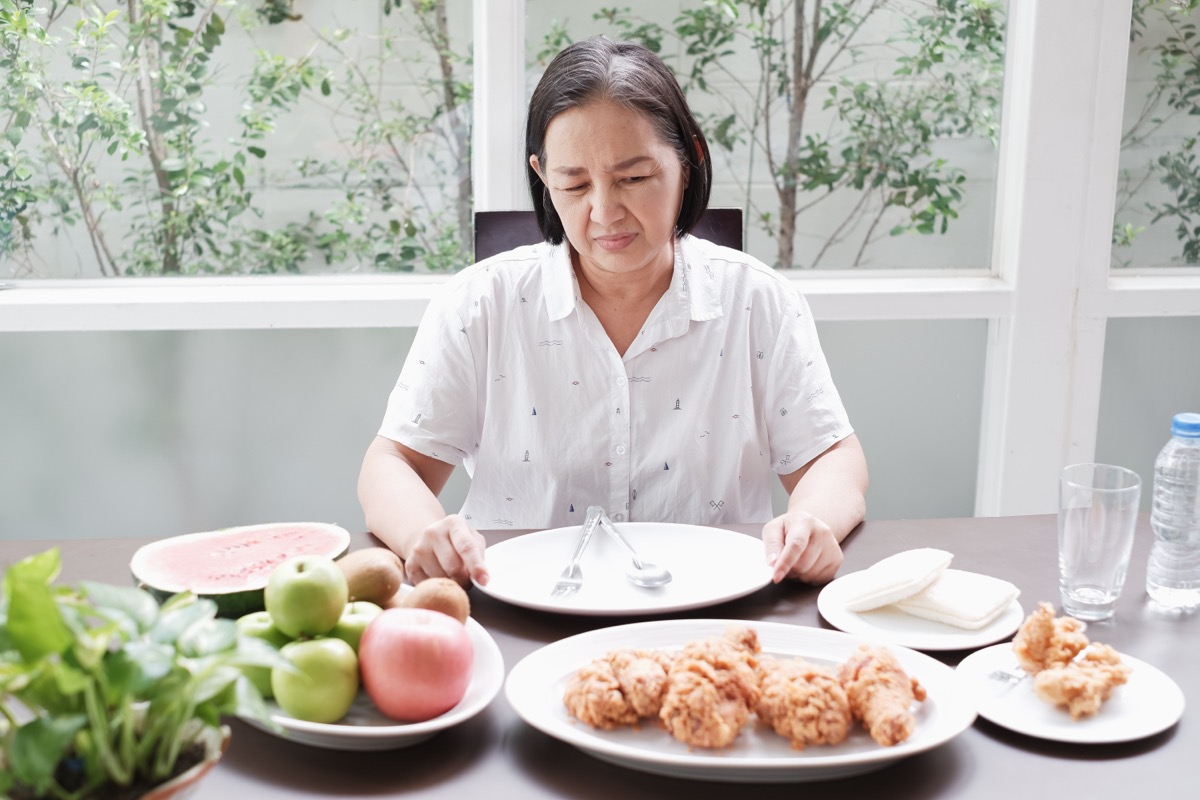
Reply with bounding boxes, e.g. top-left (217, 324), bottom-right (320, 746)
top-left (3, 0), bottom-right (1199, 516)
